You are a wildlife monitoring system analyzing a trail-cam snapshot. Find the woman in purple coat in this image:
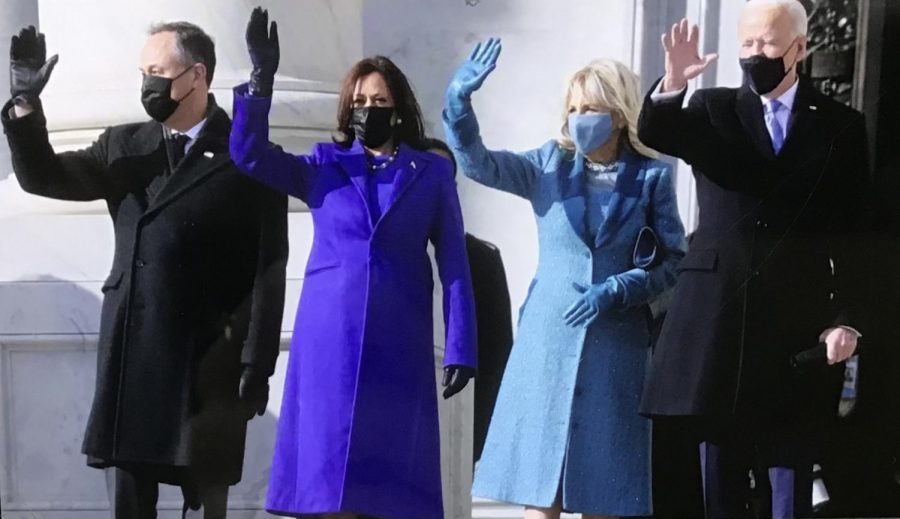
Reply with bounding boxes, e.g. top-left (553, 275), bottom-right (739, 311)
top-left (229, 9), bottom-right (478, 519)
